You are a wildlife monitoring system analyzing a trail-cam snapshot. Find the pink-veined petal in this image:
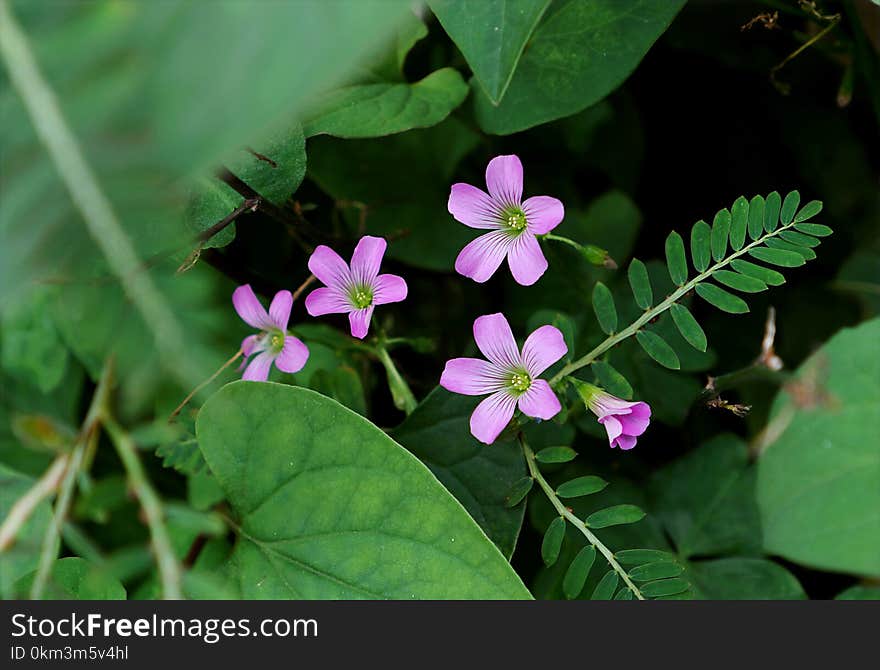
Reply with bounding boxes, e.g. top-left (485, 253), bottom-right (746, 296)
top-left (507, 232), bottom-right (548, 286)
top-left (242, 351), bottom-right (275, 382)
top-left (275, 336), bottom-right (309, 374)
top-left (485, 155), bottom-right (523, 207)
top-left (470, 390), bottom-right (518, 445)
top-left (615, 435), bottom-right (638, 450)
top-left (308, 245), bottom-right (351, 289)
top-left (240, 334), bottom-right (264, 357)
top-left (517, 380), bottom-right (561, 420)
top-left (373, 273), bottom-right (407, 305)
top-left (454, 230), bottom-right (514, 283)
top-left (348, 306), bottom-right (374, 339)
top-left (350, 236), bottom-right (386, 285)
top-left (523, 195), bottom-right (564, 234)
top-left (599, 415), bottom-right (623, 446)
top-left (305, 287), bottom-right (351, 316)
top-left (448, 183), bottom-right (504, 229)
top-left (268, 290), bottom-right (293, 331)
top-left (232, 285), bottom-right (272, 330)
top-left (440, 358), bottom-right (507, 396)
top-left (618, 402), bottom-right (651, 436)
top-left (473, 312), bottom-right (520, 369)
top-left (520, 325), bottom-right (567, 377)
